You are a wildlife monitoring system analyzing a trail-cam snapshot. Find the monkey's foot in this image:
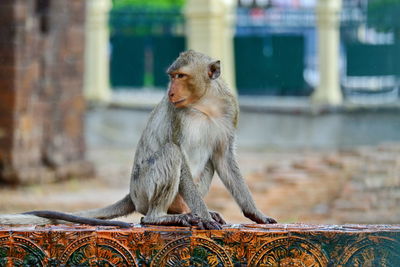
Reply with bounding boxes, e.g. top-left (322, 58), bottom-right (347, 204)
top-left (209, 211), bottom-right (226, 225)
top-left (244, 212), bottom-right (277, 224)
top-left (140, 214), bottom-right (222, 230)
top-left (140, 213), bottom-right (201, 228)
